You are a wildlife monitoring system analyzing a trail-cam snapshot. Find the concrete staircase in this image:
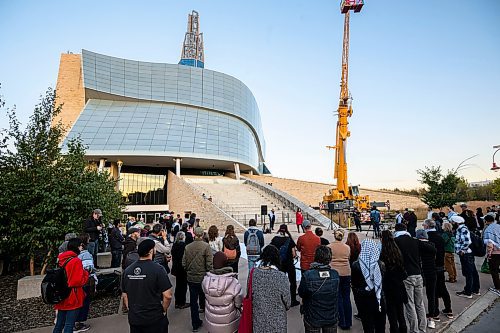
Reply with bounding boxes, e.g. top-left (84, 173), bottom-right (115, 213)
top-left (183, 176), bottom-right (297, 227)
